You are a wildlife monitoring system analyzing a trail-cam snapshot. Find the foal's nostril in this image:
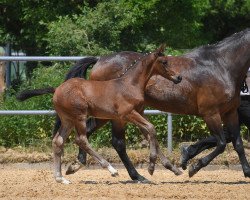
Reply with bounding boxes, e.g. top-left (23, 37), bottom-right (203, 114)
top-left (177, 76), bottom-right (182, 82)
